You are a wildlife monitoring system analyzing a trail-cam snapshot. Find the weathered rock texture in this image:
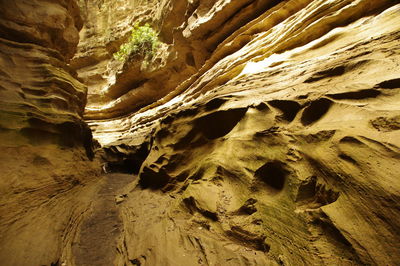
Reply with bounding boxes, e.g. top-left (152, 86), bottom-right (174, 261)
top-left (72, 0), bottom-right (196, 120)
top-left (0, 1), bottom-right (101, 265)
top-left (86, 0), bottom-right (400, 265)
top-left (73, 0), bottom-right (282, 119)
top-left (1, 0), bottom-right (400, 265)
